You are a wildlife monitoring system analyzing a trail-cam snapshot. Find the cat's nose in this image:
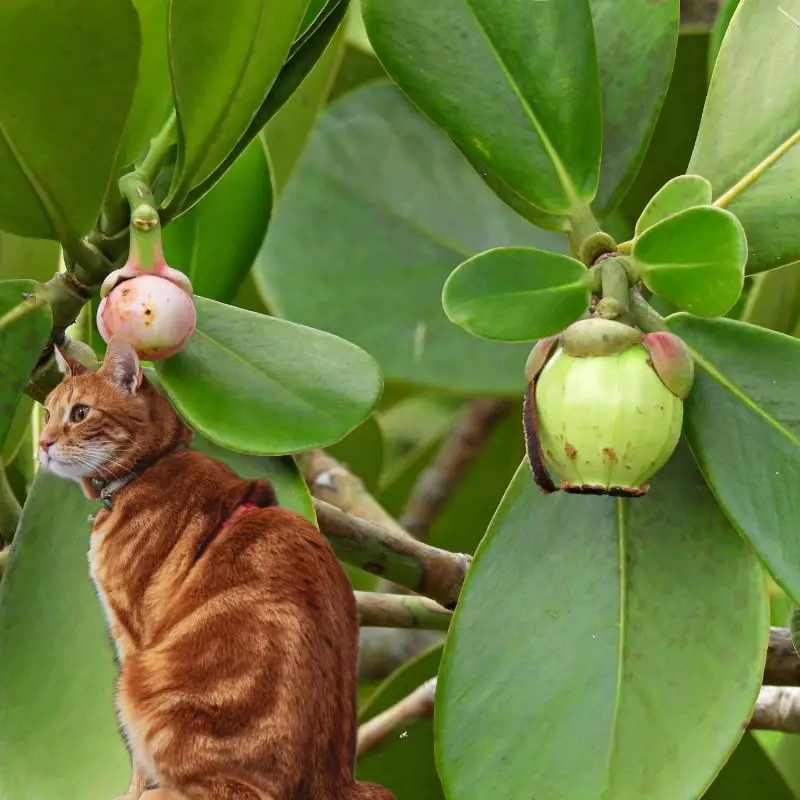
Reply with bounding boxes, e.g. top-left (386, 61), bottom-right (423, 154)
top-left (39, 439), bottom-right (54, 453)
